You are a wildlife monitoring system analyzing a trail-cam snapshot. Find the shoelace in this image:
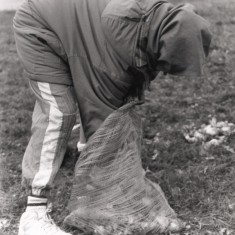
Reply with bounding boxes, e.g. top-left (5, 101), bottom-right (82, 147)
top-left (40, 209), bottom-right (61, 232)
